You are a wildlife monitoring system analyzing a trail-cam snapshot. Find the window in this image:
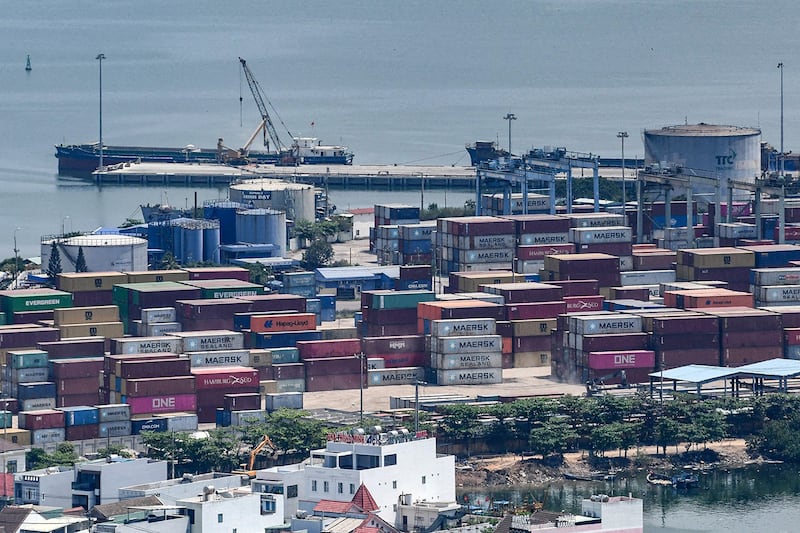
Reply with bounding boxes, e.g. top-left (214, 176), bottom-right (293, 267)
top-left (323, 481), bottom-right (329, 493)
top-left (349, 483), bottom-right (355, 495)
top-left (337, 482), bottom-right (343, 494)
top-left (287, 485), bottom-right (298, 498)
top-left (260, 495), bottom-right (277, 515)
top-left (422, 476), bottom-right (426, 484)
top-left (6, 460), bottom-right (16, 473)
top-left (384, 454), bottom-right (397, 466)
top-left (312, 480), bottom-right (318, 492)
top-left (217, 513), bottom-right (223, 523)
top-left (392, 481), bottom-right (397, 489)
top-left (541, 353), bottom-right (548, 364)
